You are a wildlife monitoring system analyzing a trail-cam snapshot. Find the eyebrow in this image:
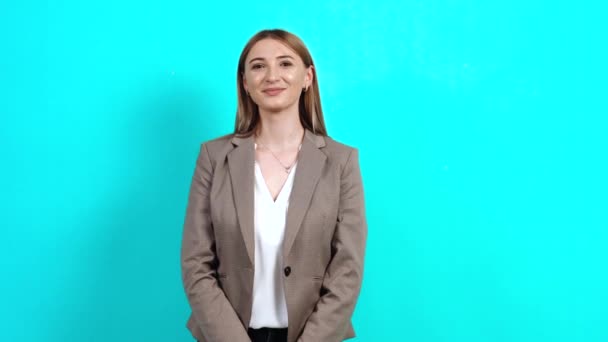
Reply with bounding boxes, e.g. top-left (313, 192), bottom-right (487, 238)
top-left (248, 55), bottom-right (295, 64)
